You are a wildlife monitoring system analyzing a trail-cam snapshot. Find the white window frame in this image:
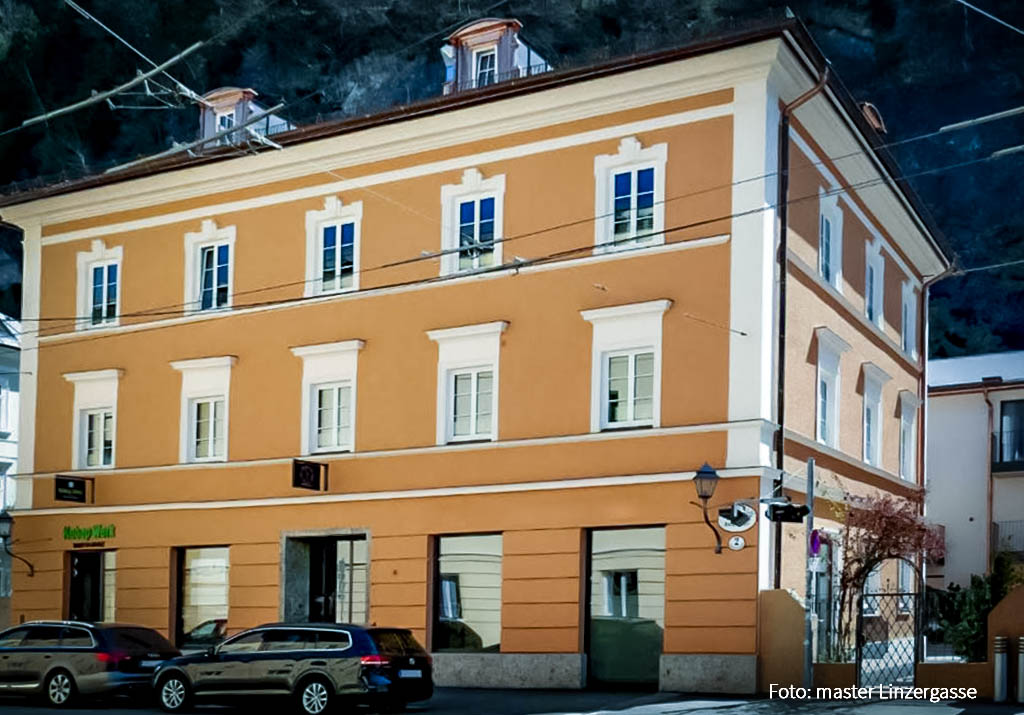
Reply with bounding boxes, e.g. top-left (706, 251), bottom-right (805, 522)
top-left (440, 169), bottom-right (505, 276)
top-left (0, 377), bottom-right (9, 435)
top-left (901, 281), bottom-right (918, 359)
top-left (303, 196), bottom-right (363, 297)
top-left (815, 327), bottom-right (851, 449)
top-left (600, 348), bottom-right (657, 429)
top-left (291, 340), bottom-right (364, 456)
top-left (188, 396), bottom-right (226, 462)
top-left (75, 239), bottom-right (123, 331)
top-left (215, 109), bottom-right (236, 145)
top-left (427, 321), bottom-right (507, 445)
top-left (184, 220), bottom-right (236, 314)
top-left (170, 356), bottom-right (235, 463)
top-left (81, 408), bottom-right (115, 469)
top-left (581, 300), bottom-right (671, 433)
top-left (865, 241), bottom-right (885, 329)
top-left (446, 365), bottom-right (495, 442)
top-left (862, 363), bottom-right (891, 467)
top-left (818, 188), bottom-right (844, 292)
top-left (64, 369), bottom-right (122, 470)
top-left (593, 137), bottom-right (667, 253)
top-left (472, 46), bottom-right (497, 88)
top-left (899, 390), bottom-right (921, 482)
